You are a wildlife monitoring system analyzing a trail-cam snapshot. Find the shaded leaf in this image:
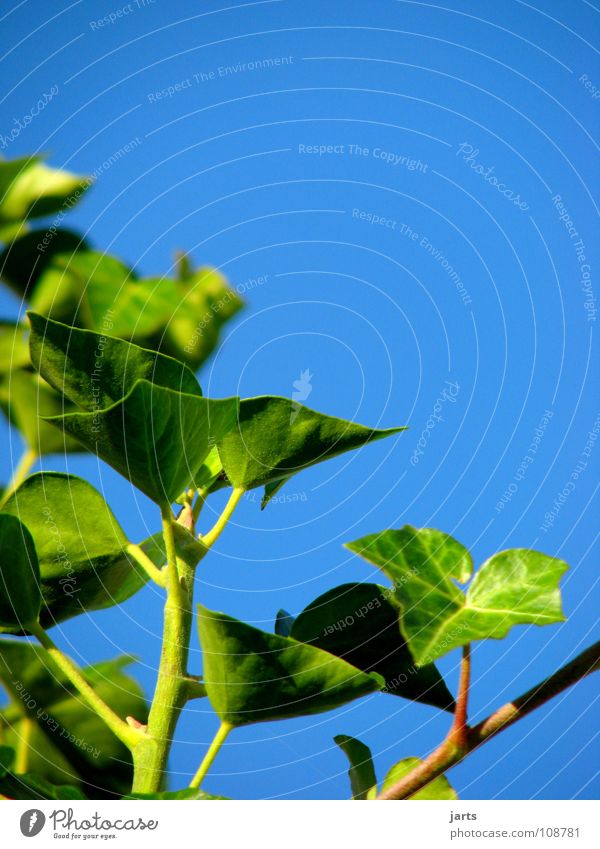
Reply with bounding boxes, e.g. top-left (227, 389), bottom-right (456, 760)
top-left (291, 583), bottom-right (454, 711)
top-left (274, 609), bottom-right (295, 638)
top-left (0, 514), bottom-right (40, 631)
top-left (3, 473), bottom-right (152, 629)
top-left (0, 228), bottom-right (88, 300)
top-left (334, 734), bottom-right (377, 800)
top-left (217, 395), bottom-right (405, 491)
top-left (198, 605), bottom-right (382, 727)
top-left (381, 757), bottom-right (457, 800)
top-left (128, 789), bottom-right (228, 800)
top-left (0, 770), bottom-right (86, 800)
top-left (0, 640), bottom-right (146, 797)
top-left (346, 527), bottom-right (568, 665)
